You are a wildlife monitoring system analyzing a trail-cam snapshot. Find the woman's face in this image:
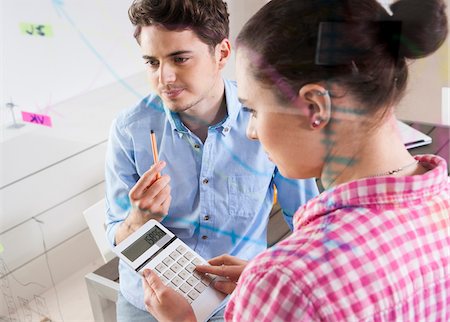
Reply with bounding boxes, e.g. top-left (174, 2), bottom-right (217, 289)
top-left (236, 48), bottom-right (324, 179)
